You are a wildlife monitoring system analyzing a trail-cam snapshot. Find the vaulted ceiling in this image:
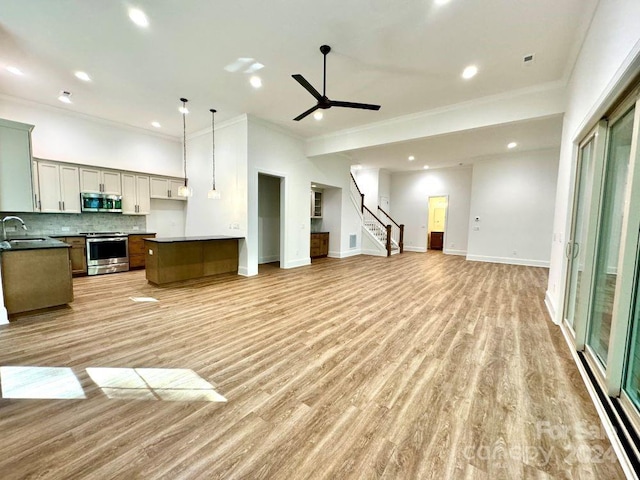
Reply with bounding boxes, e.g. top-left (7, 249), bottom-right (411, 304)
top-left (0, 0), bottom-right (597, 167)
